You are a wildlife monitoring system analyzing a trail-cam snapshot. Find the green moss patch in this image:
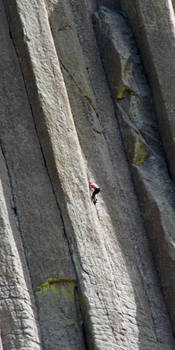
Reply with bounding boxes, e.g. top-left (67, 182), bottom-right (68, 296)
top-left (116, 85), bottom-right (134, 100)
top-left (133, 138), bottom-right (148, 166)
top-left (23, 35), bottom-right (30, 42)
top-left (36, 278), bottom-right (76, 298)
